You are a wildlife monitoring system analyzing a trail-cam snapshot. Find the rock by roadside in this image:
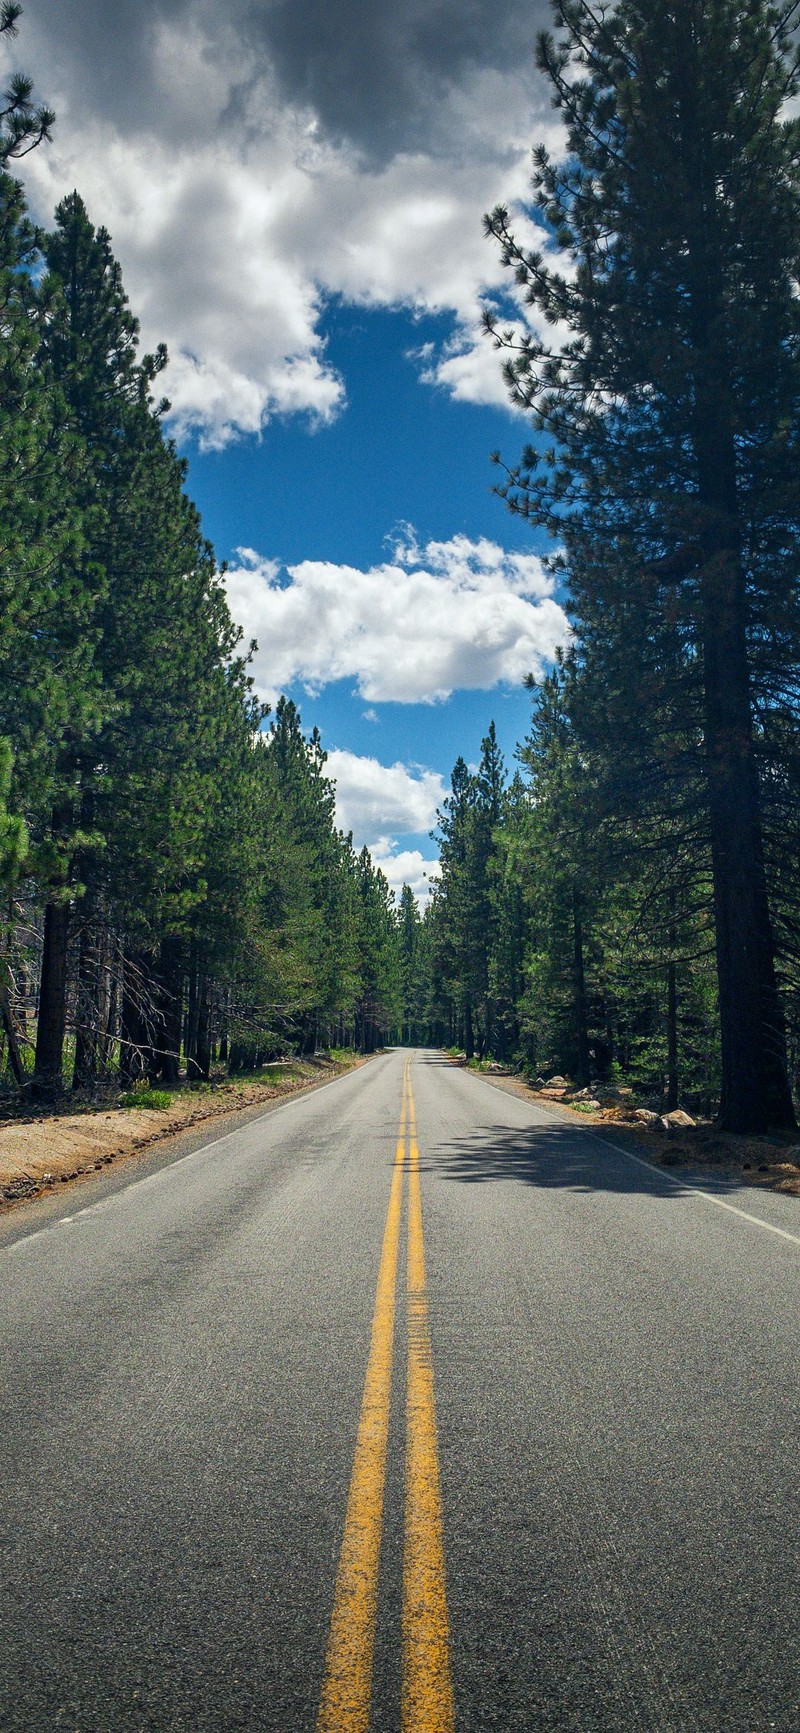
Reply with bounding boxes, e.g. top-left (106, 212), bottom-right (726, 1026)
top-left (446, 1057), bottom-right (800, 1198)
top-left (0, 1058), bottom-right (362, 1209)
